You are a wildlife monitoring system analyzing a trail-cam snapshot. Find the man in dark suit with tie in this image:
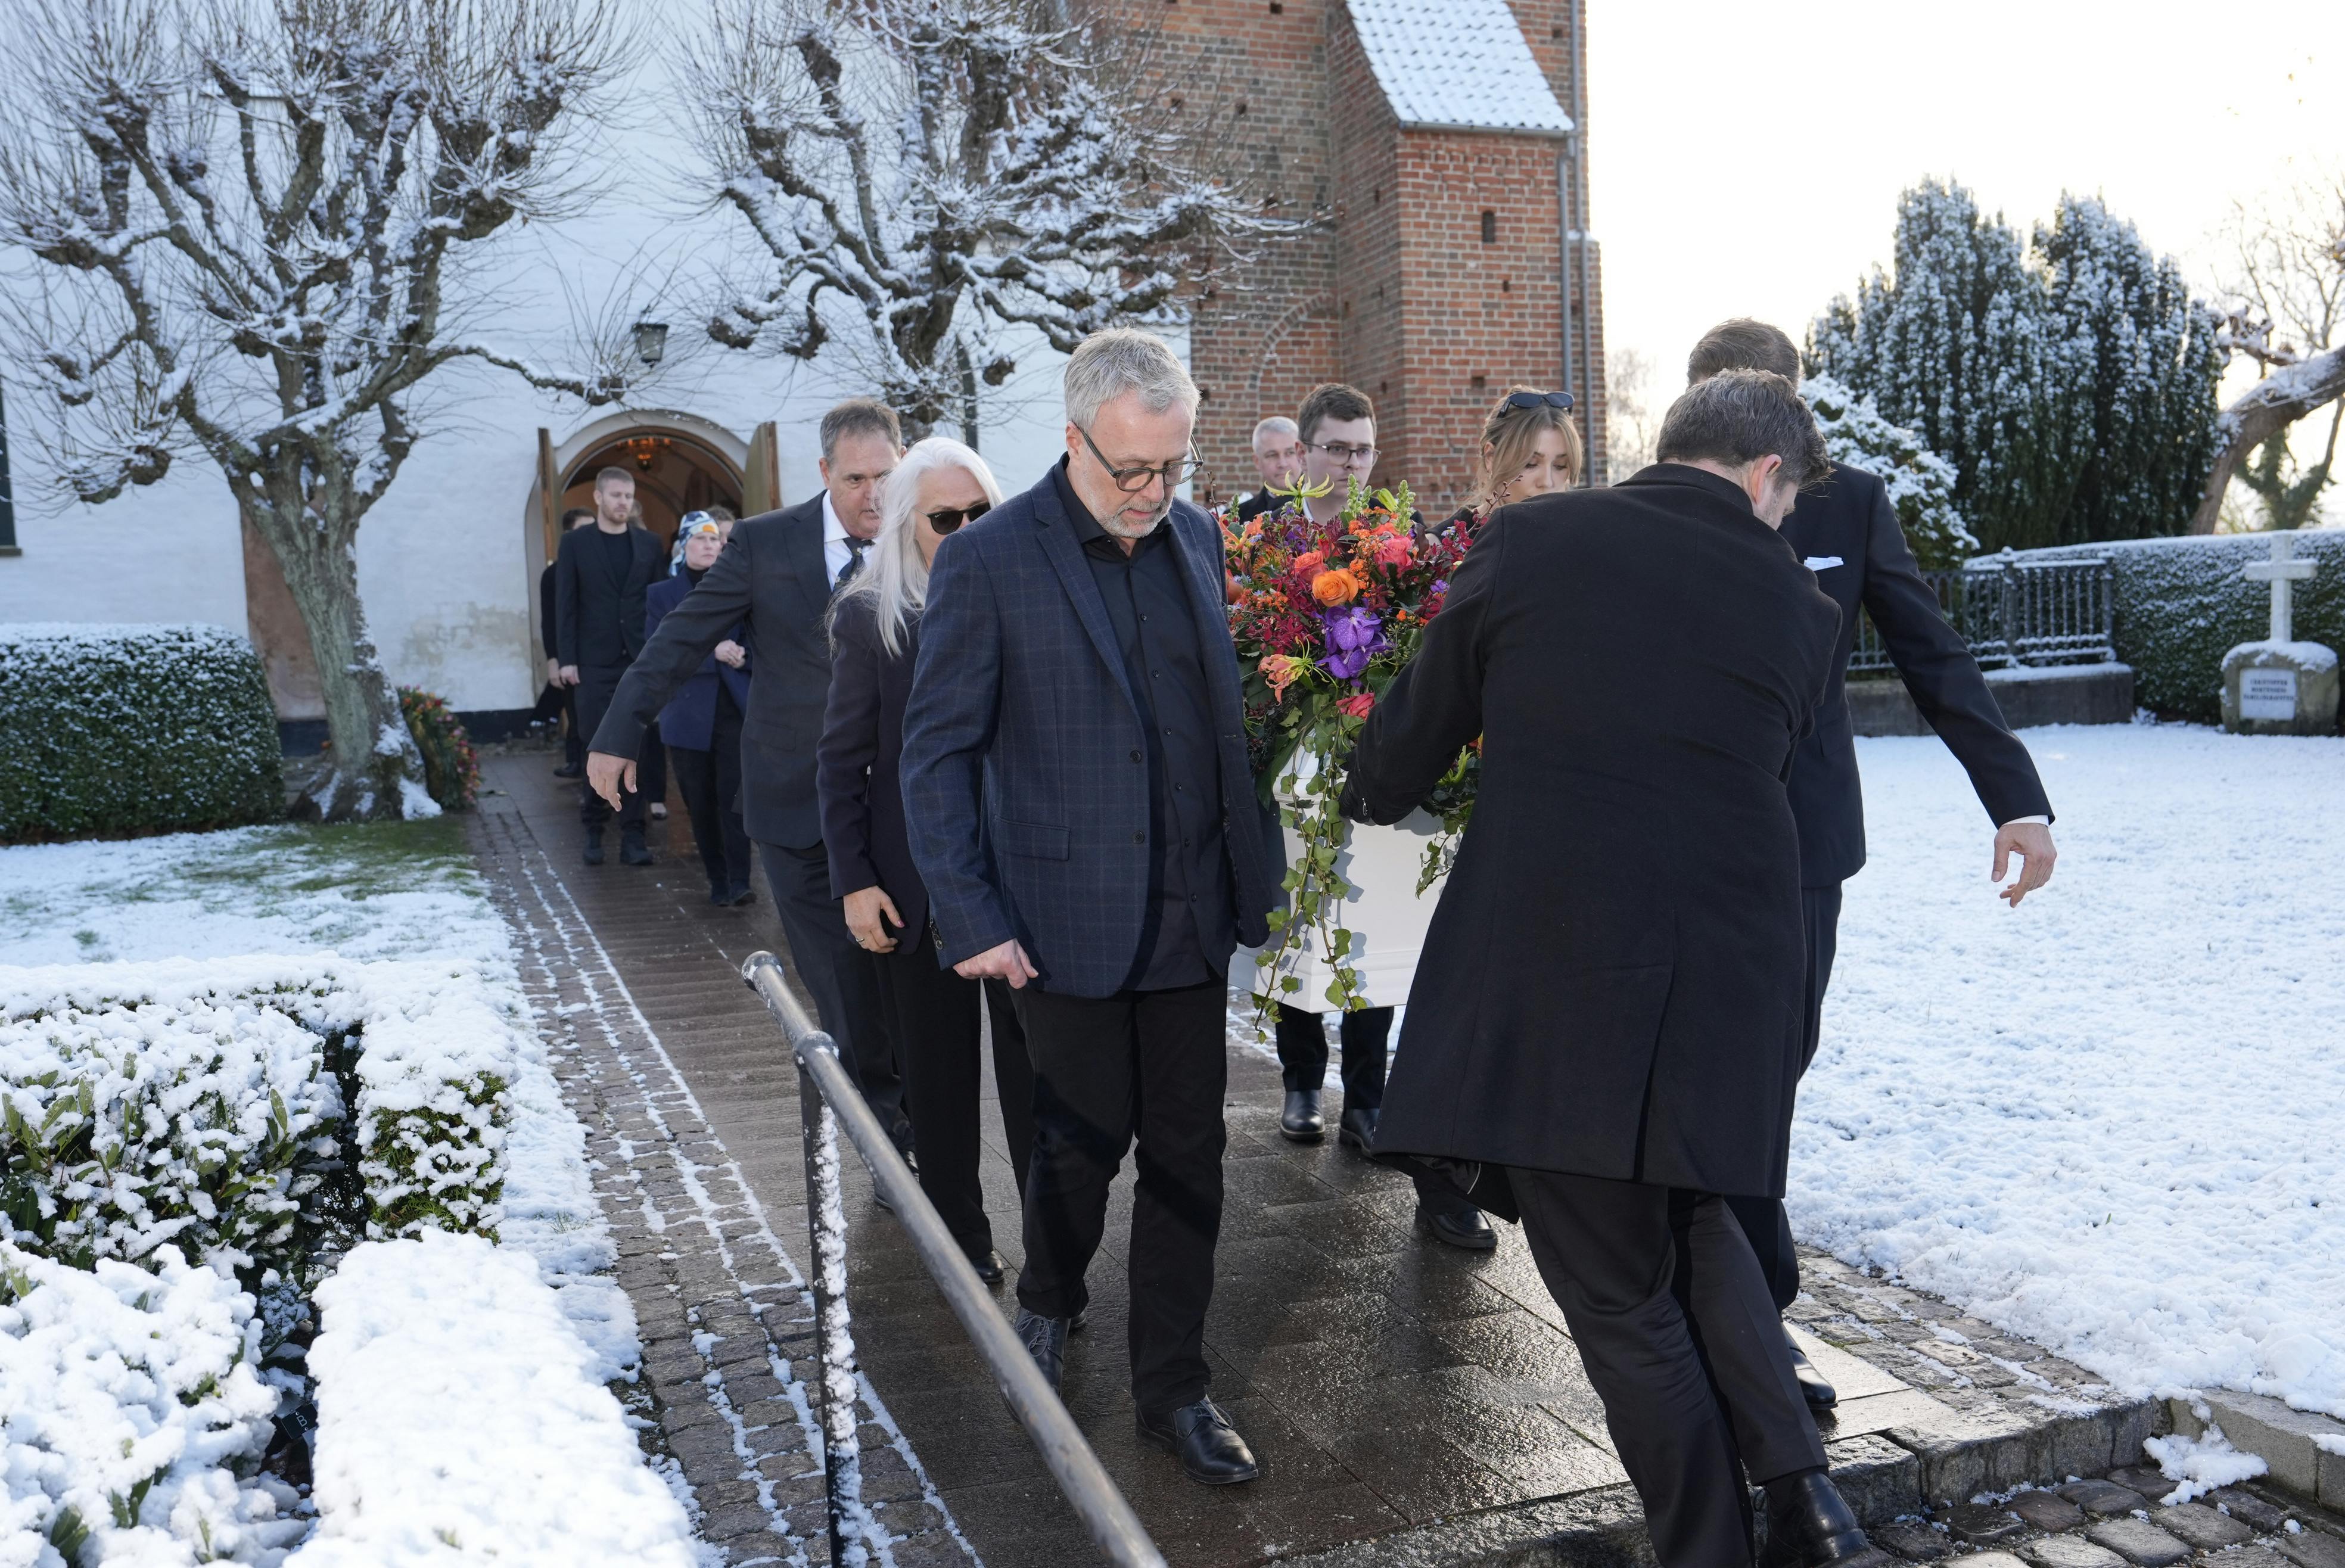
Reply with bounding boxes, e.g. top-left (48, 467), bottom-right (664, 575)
top-left (556, 471), bottom-right (668, 867)
top-left (1685, 321), bottom-right (2059, 1410)
top-left (586, 400), bottom-right (910, 1152)
top-left (900, 329), bottom-right (1280, 1487)
top-left (1343, 369), bottom-right (1876, 1567)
